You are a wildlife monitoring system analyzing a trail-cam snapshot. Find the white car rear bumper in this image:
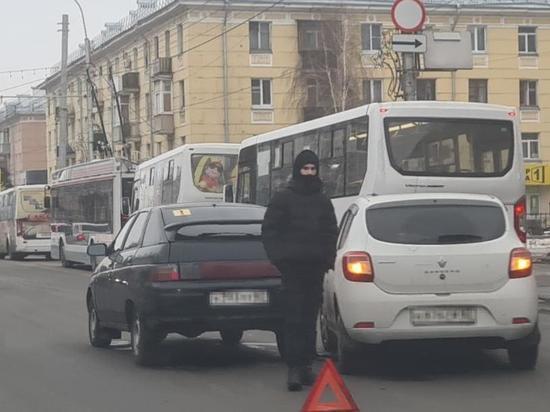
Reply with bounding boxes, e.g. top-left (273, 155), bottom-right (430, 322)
top-left (338, 277), bottom-right (539, 344)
